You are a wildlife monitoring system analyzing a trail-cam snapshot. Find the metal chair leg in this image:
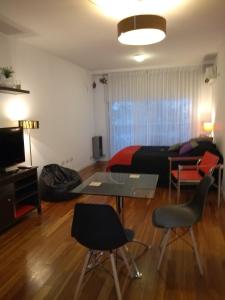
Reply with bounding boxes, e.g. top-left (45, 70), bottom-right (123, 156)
top-left (177, 181), bottom-right (180, 203)
top-left (157, 229), bottom-right (171, 271)
top-left (119, 248), bottom-right (133, 278)
top-left (218, 166), bottom-right (222, 208)
top-left (132, 239), bottom-right (149, 250)
top-left (124, 246), bottom-right (142, 278)
top-left (169, 160), bottom-right (172, 203)
top-left (74, 251), bottom-right (92, 300)
top-left (159, 229), bottom-right (169, 249)
top-left (110, 252), bottom-right (122, 300)
top-left (189, 227), bottom-right (203, 276)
